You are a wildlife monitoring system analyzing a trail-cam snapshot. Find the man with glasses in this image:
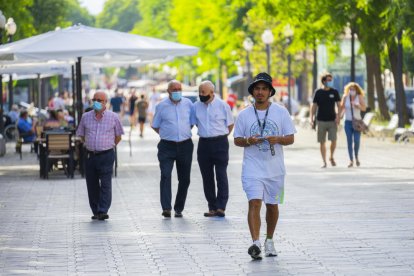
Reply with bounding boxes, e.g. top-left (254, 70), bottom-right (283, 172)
top-left (76, 91), bottom-right (124, 221)
top-left (152, 80), bottom-right (195, 218)
top-left (234, 73), bottom-right (296, 260)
